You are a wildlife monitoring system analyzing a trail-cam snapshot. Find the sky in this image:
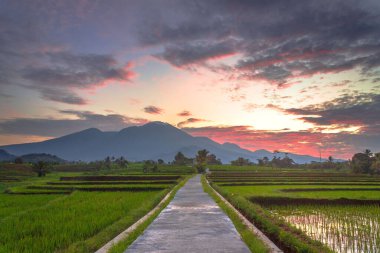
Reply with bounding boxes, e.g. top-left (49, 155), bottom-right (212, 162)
top-left (0, 0), bottom-right (380, 159)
